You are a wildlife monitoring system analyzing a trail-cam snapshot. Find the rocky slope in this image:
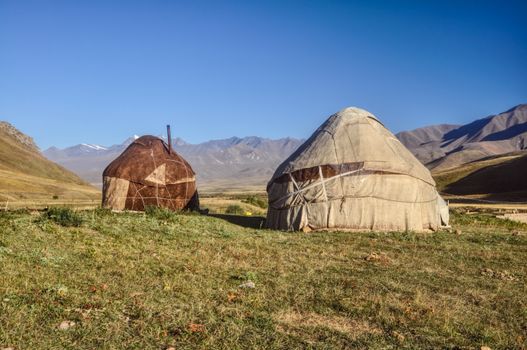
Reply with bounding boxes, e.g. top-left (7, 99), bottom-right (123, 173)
top-left (396, 104), bottom-right (527, 170)
top-left (0, 121), bottom-right (100, 202)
